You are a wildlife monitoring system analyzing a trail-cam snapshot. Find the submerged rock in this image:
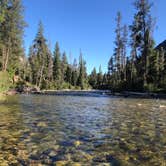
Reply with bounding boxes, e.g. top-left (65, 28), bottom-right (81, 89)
top-left (72, 163), bottom-right (82, 166)
top-left (74, 141), bottom-right (81, 147)
top-left (37, 122), bottom-right (47, 127)
top-left (160, 105), bottom-right (166, 108)
top-left (49, 150), bottom-right (57, 157)
top-left (55, 160), bottom-right (69, 166)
